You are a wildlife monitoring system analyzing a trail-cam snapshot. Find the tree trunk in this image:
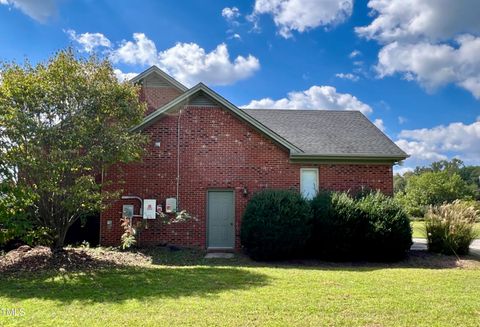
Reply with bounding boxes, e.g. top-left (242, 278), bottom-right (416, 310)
top-left (54, 225), bottom-right (69, 249)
